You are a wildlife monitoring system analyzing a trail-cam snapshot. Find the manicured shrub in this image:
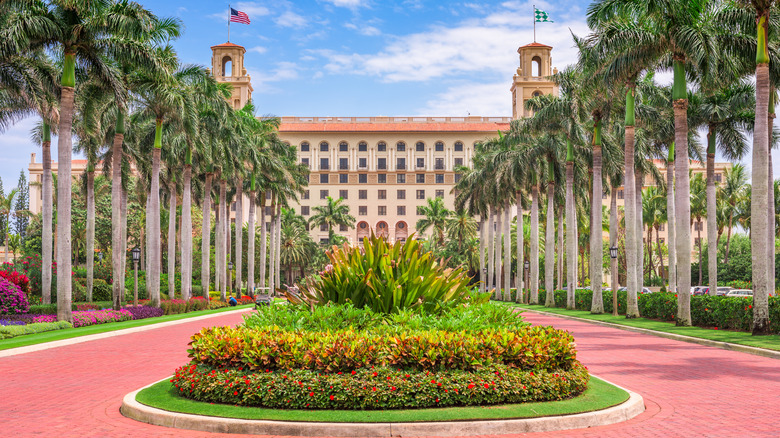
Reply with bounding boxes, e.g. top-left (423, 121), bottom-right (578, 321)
top-left (0, 278), bottom-right (29, 314)
top-left (170, 363), bottom-right (589, 410)
top-left (91, 278), bottom-right (112, 302)
top-left (0, 321), bottom-right (72, 339)
top-left (27, 303), bottom-right (58, 315)
top-left (71, 309), bottom-right (133, 328)
top-left (122, 305), bottom-right (164, 320)
top-left (292, 235), bottom-right (473, 315)
top-left (76, 303), bottom-right (101, 311)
